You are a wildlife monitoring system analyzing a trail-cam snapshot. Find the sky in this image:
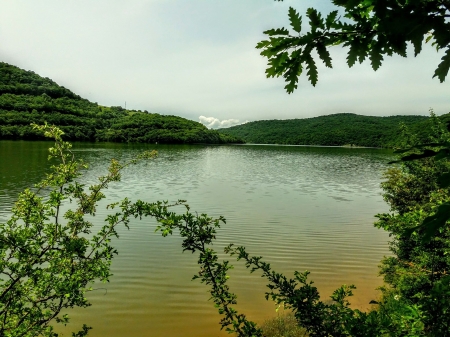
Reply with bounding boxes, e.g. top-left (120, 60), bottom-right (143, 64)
top-left (1, 0), bottom-right (449, 128)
